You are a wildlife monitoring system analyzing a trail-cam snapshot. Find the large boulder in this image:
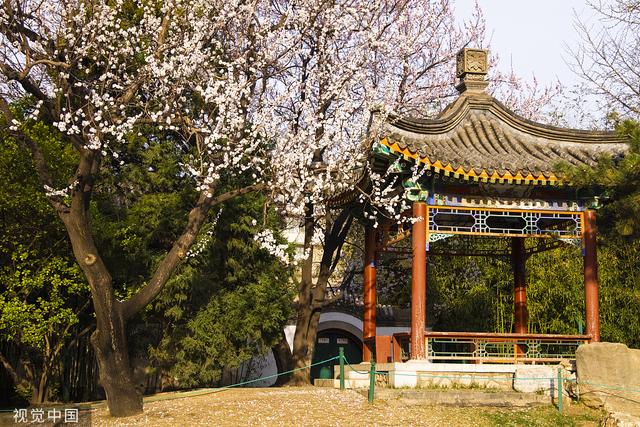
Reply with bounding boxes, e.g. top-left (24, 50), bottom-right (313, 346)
top-left (575, 342), bottom-right (640, 418)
